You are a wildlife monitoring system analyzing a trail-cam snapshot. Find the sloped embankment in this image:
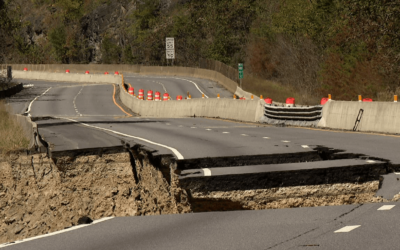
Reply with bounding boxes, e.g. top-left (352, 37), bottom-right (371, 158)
top-left (0, 147), bottom-right (190, 244)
